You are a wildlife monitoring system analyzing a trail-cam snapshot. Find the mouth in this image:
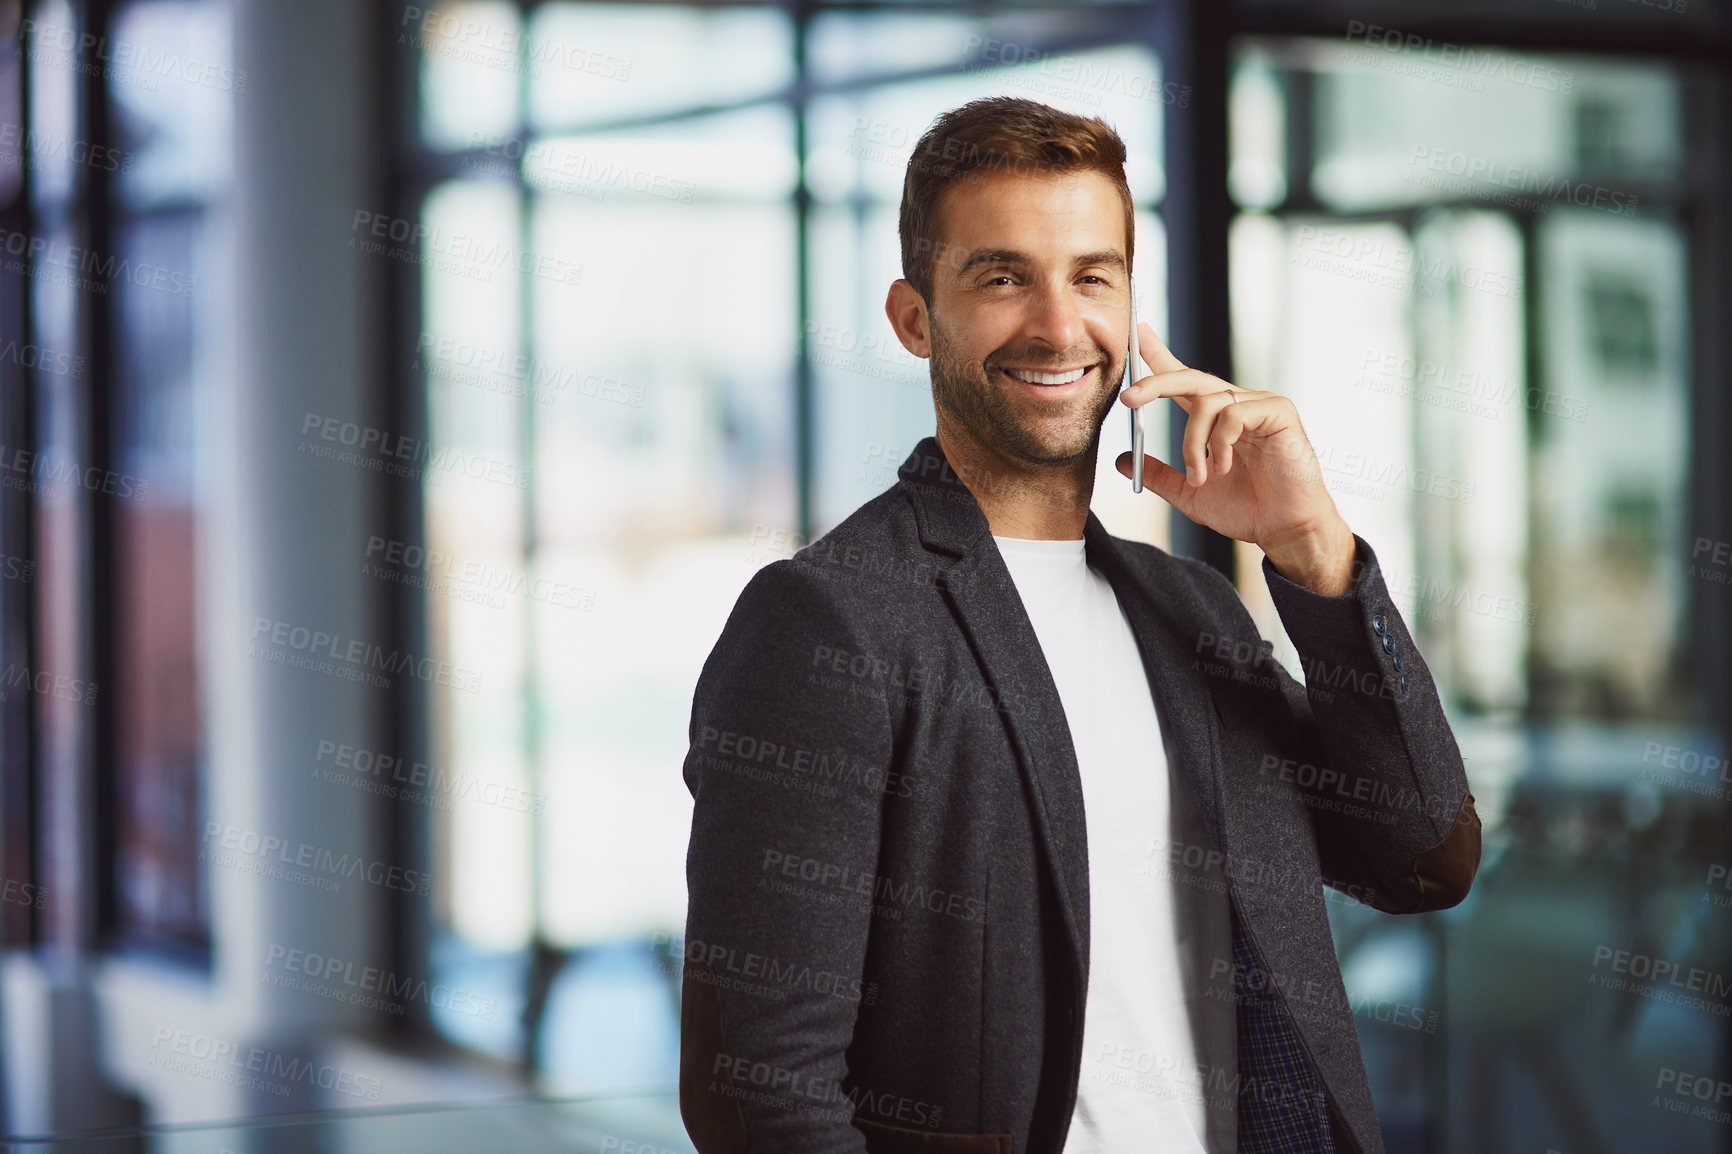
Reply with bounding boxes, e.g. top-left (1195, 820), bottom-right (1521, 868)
top-left (996, 363), bottom-right (1100, 395)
